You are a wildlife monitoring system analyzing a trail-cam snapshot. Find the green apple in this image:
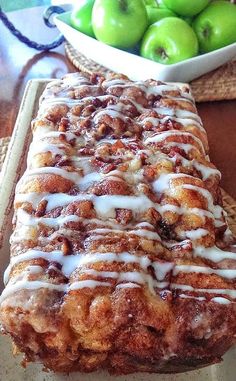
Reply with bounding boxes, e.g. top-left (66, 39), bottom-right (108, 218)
top-left (193, 1), bottom-right (236, 53)
top-left (157, 0), bottom-right (167, 8)
top-left (92, 0), bottom-right (148, 49)
top-left (140, 17), bottom-right (199, 65)
top-left (70, 0), bottom-right (95, 38)
top-left (146, 5), bottom-right (176, 25)
top-left (162, 0), bottom-right (210, 16)
top-left (144, 0), bottom-right (158, 6)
